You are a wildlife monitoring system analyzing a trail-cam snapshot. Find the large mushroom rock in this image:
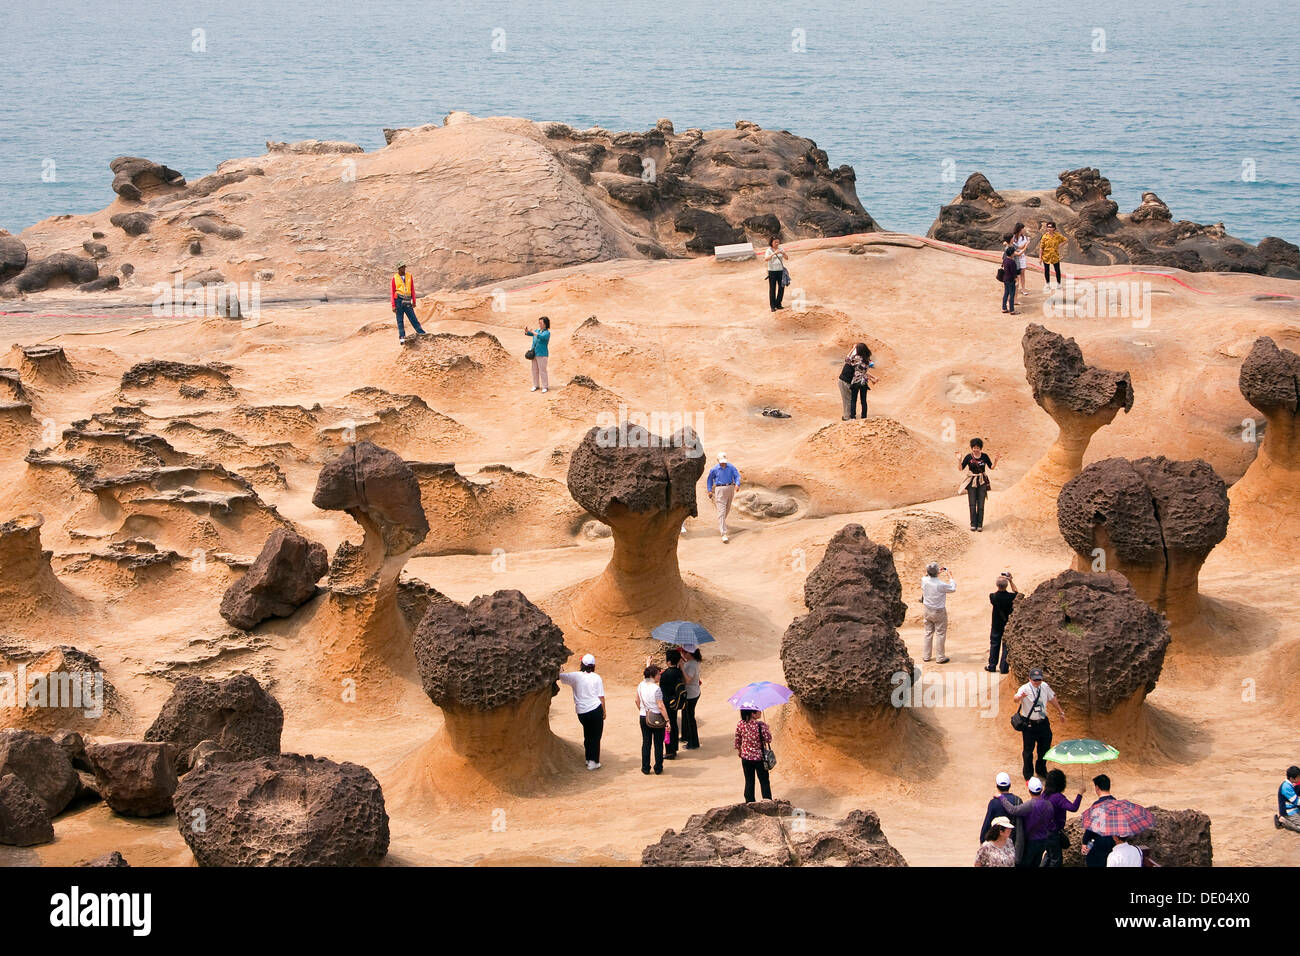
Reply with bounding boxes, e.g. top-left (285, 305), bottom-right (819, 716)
top-left (172, 753), bottom-right (390, 866)
top-left (564, 423), bottom-right (705, 633)
top-left (0, 514), bottom-right (74, 616)
top-left (1227, 337), bottom-right (1300, 548)
top-left (218, 528), bottom-right (328, 630)
top-left (0, 645), bottom-right (121, 734)
top-left (0, 773), bottom-right (55, 846)
top-left (1063, 806), bottom-right (1212, 867)
top-left (0, 730), bottom-right (78, 816)
top-left (0, 235), bottom-right (27, 281)
top-left (411, 590), bottom-right (575, 790)
top-left (1058, 457), bottom-right (1230, 626)
top-left (1003, 571), bottom-right (1170, 725)
top-left (642, 800), bottom-right (907, 867)
top-left (83, 741), bottom-right (179, 817)
top-left (144, 675), bottom-right (284, 773)
top-left (926, 167), bottom-right (1298, 277)
top-left (1, 253), bottom-right (98, 295)
top-left (109, 156), bottom-right (186, 201)
top-left (1013, 324), bottom-right (1134, 520)
top-left (313, 441), bottom-right (429, 559)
